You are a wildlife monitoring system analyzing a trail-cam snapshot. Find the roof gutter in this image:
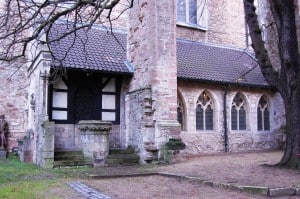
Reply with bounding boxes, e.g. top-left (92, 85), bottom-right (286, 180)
top-left (177, 77), bottom-right (274, 90)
